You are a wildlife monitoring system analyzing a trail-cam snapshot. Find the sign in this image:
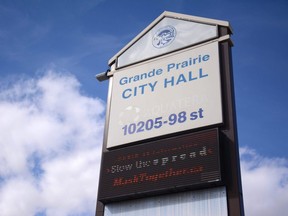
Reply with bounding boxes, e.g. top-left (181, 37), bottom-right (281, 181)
top-left (107, 42), bottom-right (222, 148)
top-left (98, 129), bottom-right (221, 202)
top-left (96, 12), bottom-right (244, 216)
